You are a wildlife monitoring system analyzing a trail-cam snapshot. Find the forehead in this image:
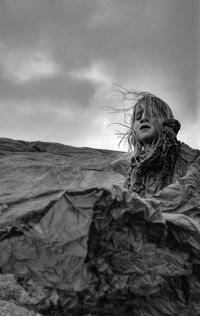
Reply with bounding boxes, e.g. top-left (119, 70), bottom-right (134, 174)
top-left (135, 100), bottom-right (147, 112)
top-left (133, 99), bottom-right (156, 122)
